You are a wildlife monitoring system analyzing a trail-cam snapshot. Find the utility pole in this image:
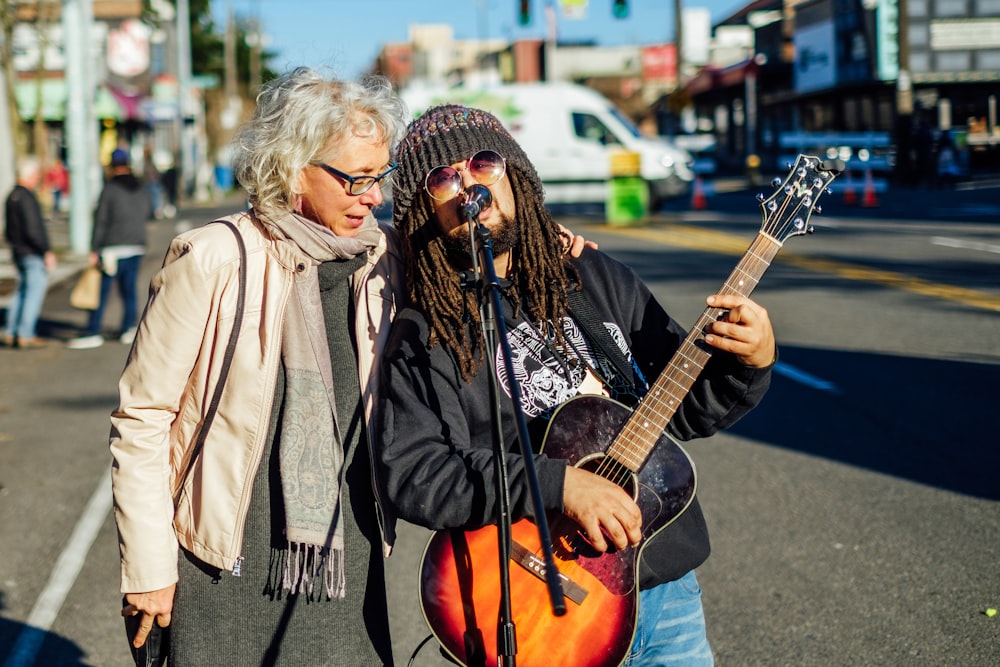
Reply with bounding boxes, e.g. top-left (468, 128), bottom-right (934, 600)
top-left (895, 0), bottom-right (913, 185)
top-left (674, 0), bottom-right (684, 85)
top-left (0, 15), bottom-right (14, 196)
top-left (249, 0), bottom-right (261, 95)
top-left (895, 1), bottom-right (911, 115)
top-left (63, 0), bottom-right (95, 255)
top-left (544, 0), bottom-right (557, 82)
top-left (176, 0), bottom-right (193, 201)
top-left (225, 4), bottom-right (237, 100)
